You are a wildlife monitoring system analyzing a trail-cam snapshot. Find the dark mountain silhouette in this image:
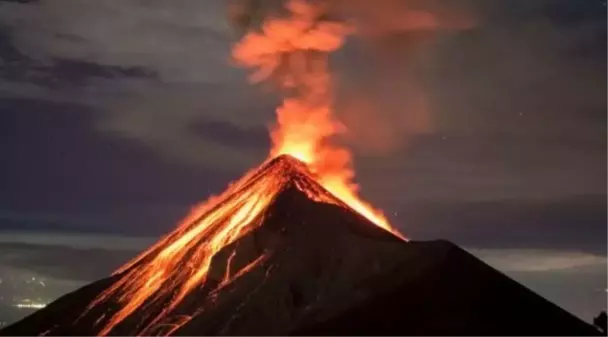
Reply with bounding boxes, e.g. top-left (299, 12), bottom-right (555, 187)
top-left (0, 155), bottom-right (599, 336)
